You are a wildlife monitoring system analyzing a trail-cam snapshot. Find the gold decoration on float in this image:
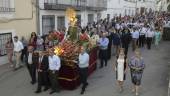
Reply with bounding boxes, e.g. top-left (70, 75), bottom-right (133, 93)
top-left (66, 7), bottom-right (77, 26)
